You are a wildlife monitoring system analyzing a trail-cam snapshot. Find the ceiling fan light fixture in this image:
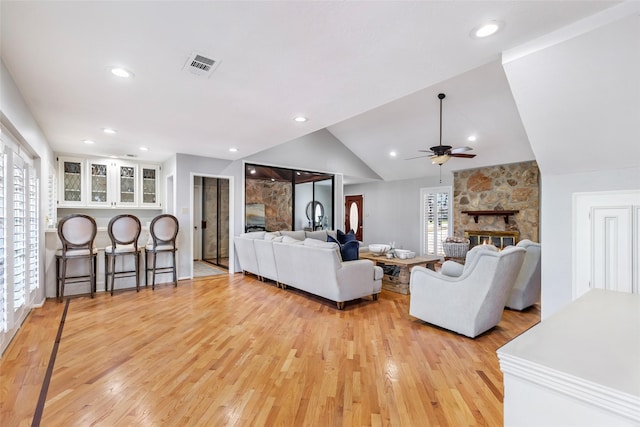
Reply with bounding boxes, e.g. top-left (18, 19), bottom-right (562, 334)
top-left (431, 155), bottom-right (451, 165)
